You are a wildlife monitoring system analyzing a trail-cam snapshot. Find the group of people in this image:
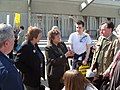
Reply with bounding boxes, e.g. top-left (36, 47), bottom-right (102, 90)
top-left (0, 19), bottom-right (120, 90)
top-left (0, 24), bottom-right (46, 90)
top-left (89, 22), bottom-right (120, 90)
top-left (62, 20), bottom-right (120, 90)
top-left (8, 25), bottom-right (25, 59)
